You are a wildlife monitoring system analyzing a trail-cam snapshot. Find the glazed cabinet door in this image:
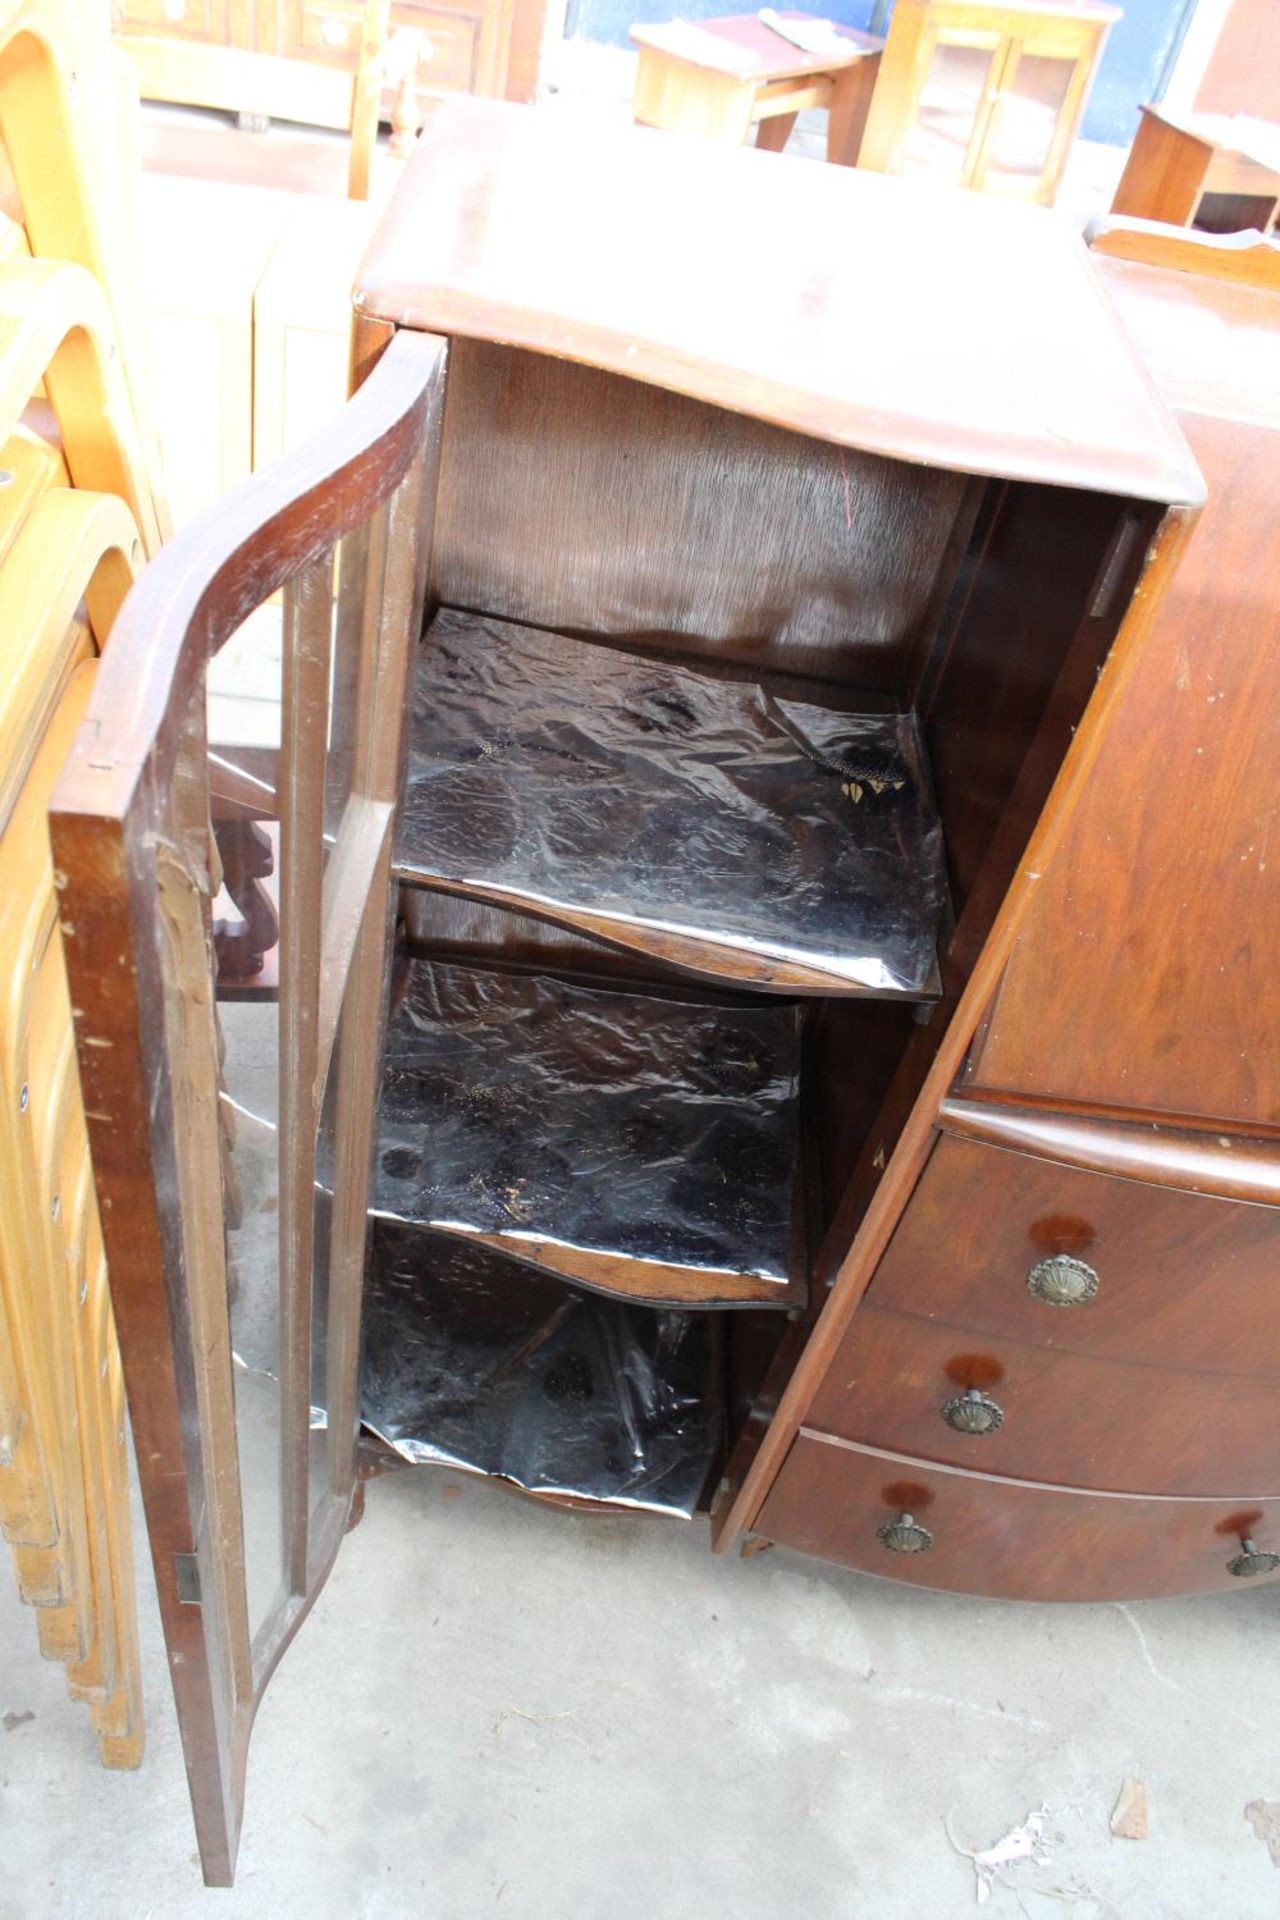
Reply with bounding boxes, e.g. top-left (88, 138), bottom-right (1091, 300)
top-left (49, 328), bottom-right (446, 1884)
